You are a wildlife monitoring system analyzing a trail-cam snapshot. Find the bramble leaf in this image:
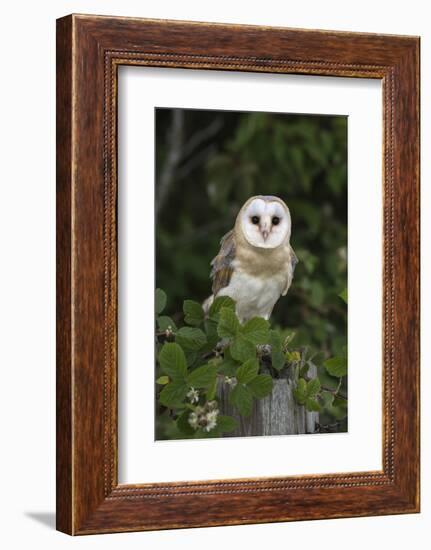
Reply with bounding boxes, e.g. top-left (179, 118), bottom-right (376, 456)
top-left (339, 288), bottom-right (348, 304)
top-left (328, 397), bottom-right (348, 420)
top-left (209, 296), bottom-right (235, 321)
top-left (203, 319), bottom-right (220, 350)
top-left (155, 288), bottom-right (167, 315)
top-left (241, 317), bottom-right (270, 344)
top-left (324, 356), bottom-right (347, 377)
top-left (177, 410), bottom-right (196, 435)
top-left (230, 334), bottom-right (256, 362)
top-left (159, 343), bottom-right (187, 380)
top-left (286, 350), bottom-right (301, 362)
top-left (217, 307), bottom-right (241, 338)
top-left (157, 315), bottom-right (177, 332)
top-left (229, 383), bottom-right (253, 417)
top-left (183, 300), bottom-right (205, 326)
top-left (217, 356), bottom-right (238, 377)
top-left (216, 415), bottom-right (238, 433)
top-left (269, 330), bottom-right (285, 370)
top-left (248, 374), bottom-right (273, 398)
top-left (293, 377), bottom-right (307, 405)
top-left (306, 377), bottom-right (321, 397)
top-left (176, 327), bottom-right (207, 351)
top-left (305, 397), bottom-right (321, 412)
top-left (236, 358), bottom-right (259, 384)
top-left (317, 366), bottom-right (339, 391)
top-left (206, 374), bottom-right (218, 401)
top-left (159, 380), bottom-right (188, 407)
top-left (321, 391), bottom-right (335, 408)
top-left (187, 364), bottom-right (217, 388)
